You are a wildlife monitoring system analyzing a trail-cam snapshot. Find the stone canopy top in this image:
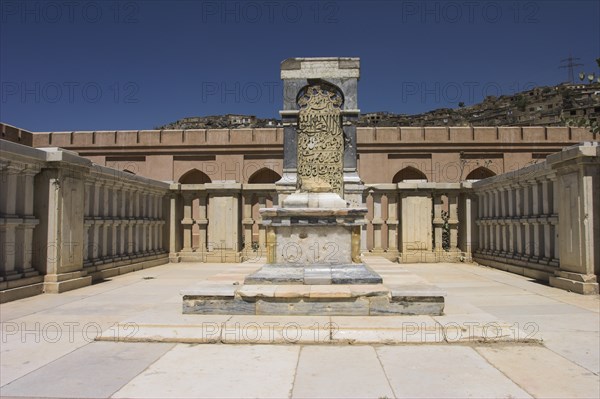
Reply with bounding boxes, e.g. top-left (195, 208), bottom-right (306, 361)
top-left (281, 57), bottom-right (360, 80)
